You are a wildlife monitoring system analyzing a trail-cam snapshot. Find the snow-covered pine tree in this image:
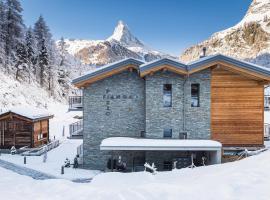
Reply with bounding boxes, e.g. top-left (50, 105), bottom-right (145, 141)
top-left (4, 0), bottom-right (24, 72)
top-left (59, 37), bottom-right (67, 66)
top-left (15, 40), bottom-right (27, 80)
top-left (0, 0), bottom-right (6, 67)
top-left (38, 38), bottom-right (48, 87)
top-left (25, 26), bottom-right (37, 83)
